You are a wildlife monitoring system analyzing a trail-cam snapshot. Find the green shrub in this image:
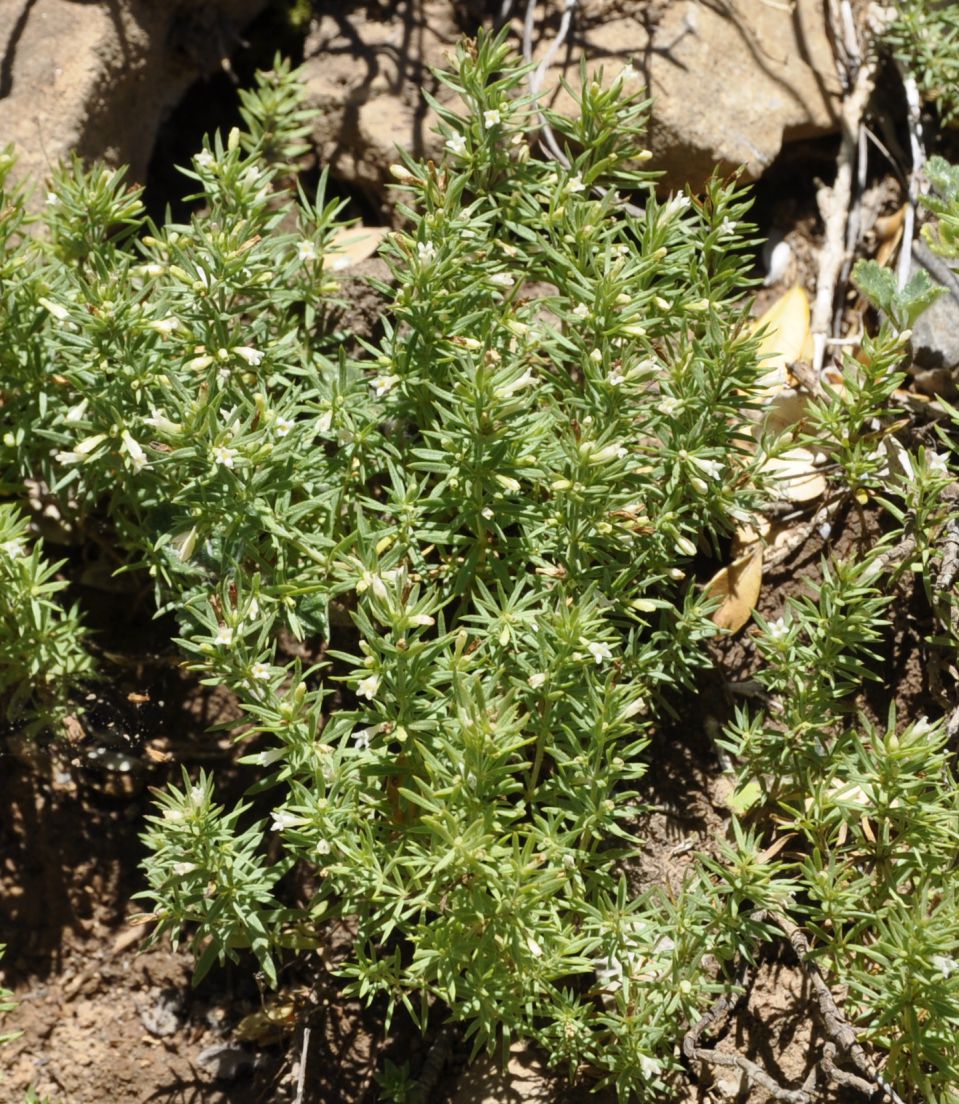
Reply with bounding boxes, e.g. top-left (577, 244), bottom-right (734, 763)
top-left (2, 28), bottom-right (959, 1102)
